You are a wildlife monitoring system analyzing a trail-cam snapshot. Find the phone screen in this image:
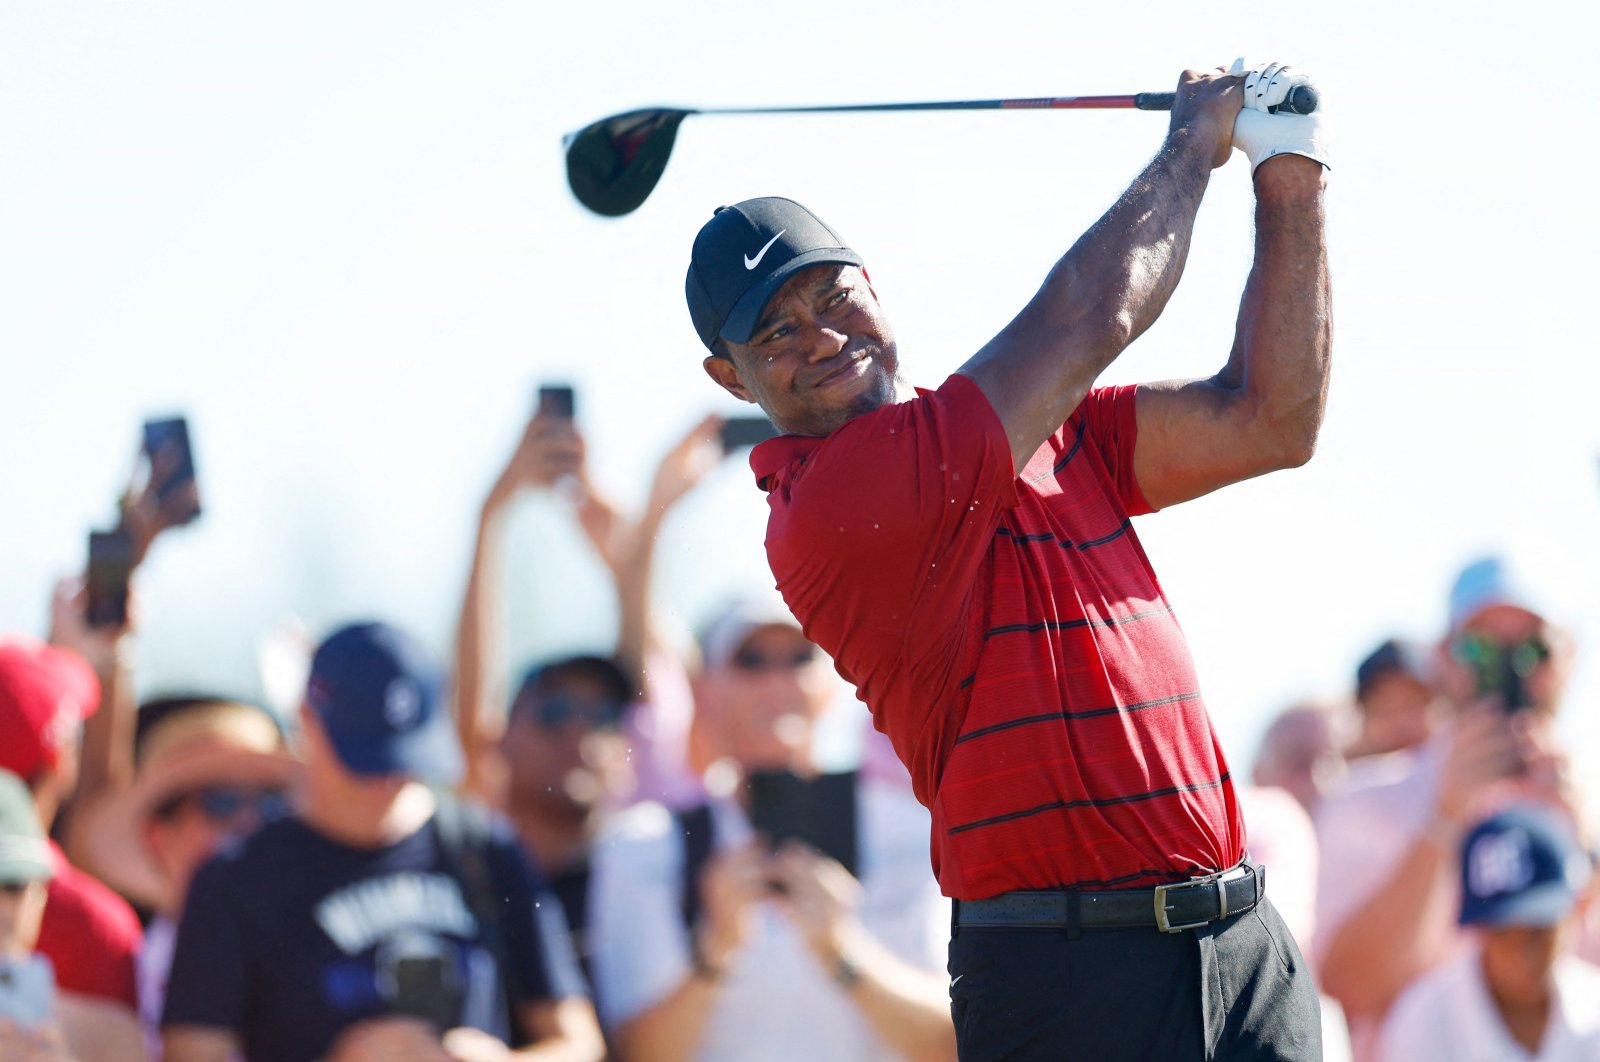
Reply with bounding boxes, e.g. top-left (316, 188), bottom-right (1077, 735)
top-left (719, 415), bottom-right (778, 451)
top-left (538, 385), bottom-right (576, 419)
top-left (388, 953), bottom-right (461, 1030)
top-left (86, 530), bottom-right (134, 628)
top-left (142, 416), bottom-right (201, 524)
top-left (746, 769), bottom-right (859, 878)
